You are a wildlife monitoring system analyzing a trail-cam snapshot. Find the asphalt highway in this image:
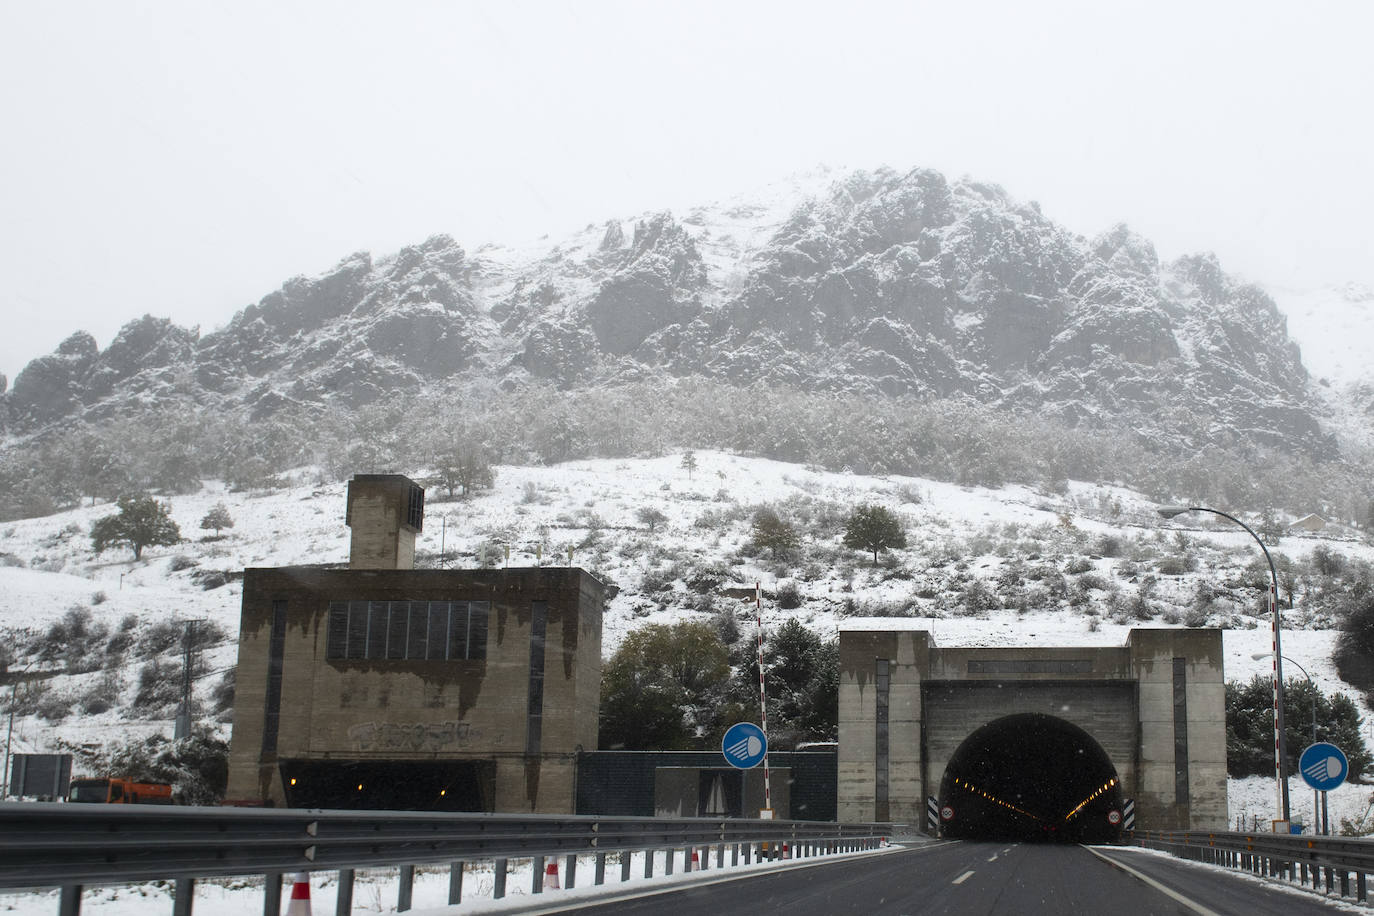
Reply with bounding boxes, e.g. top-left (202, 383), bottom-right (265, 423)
top-left (543, 841), bottom-right (1357, 916)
